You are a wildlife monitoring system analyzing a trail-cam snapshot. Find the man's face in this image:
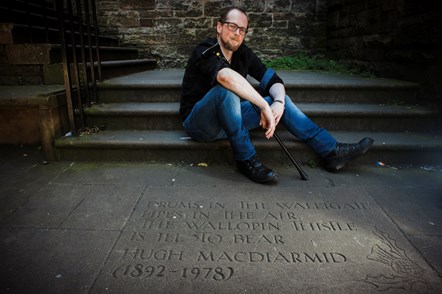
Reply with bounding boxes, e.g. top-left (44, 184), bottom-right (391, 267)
top-left (217, 9), bottom-right (248, 52)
